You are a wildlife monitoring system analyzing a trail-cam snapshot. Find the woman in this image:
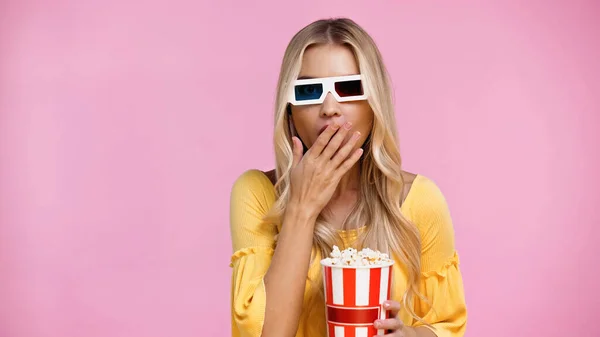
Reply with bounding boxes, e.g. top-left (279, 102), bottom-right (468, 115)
top-left (229, 18), bottom-right (467, 337)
